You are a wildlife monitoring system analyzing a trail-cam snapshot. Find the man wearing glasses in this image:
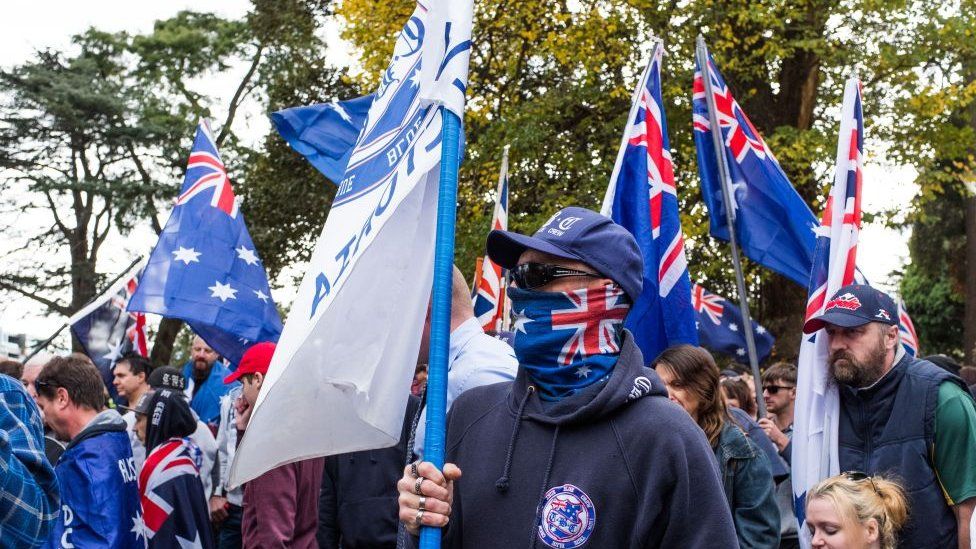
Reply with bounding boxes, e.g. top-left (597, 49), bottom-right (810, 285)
top-left (803, 284), bottom-right (976, 548)
top-left (34, 356), bottom-right (142, 548)
top-left (758, 363), bottom-right (799, 549)
top-left (396, 207), bottom-right (736, 548)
